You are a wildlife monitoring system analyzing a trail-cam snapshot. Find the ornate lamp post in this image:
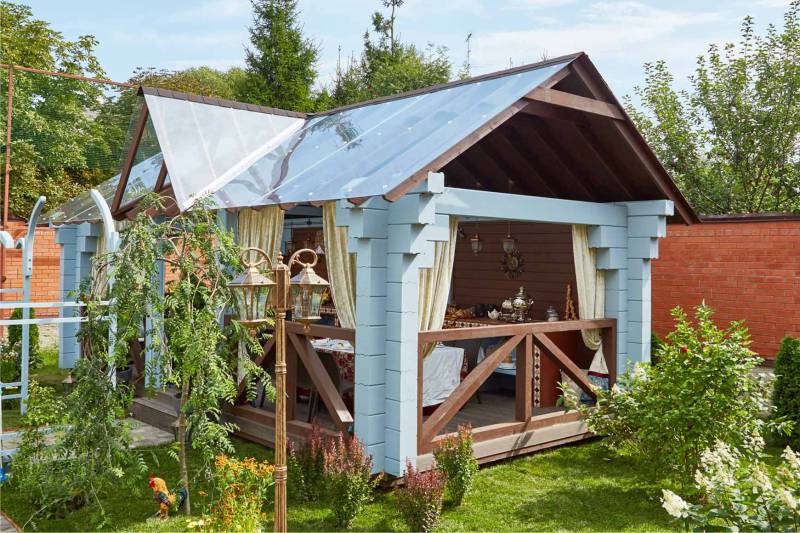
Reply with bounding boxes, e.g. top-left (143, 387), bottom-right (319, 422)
top-left (229, 246), bottom-right (329, 533)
